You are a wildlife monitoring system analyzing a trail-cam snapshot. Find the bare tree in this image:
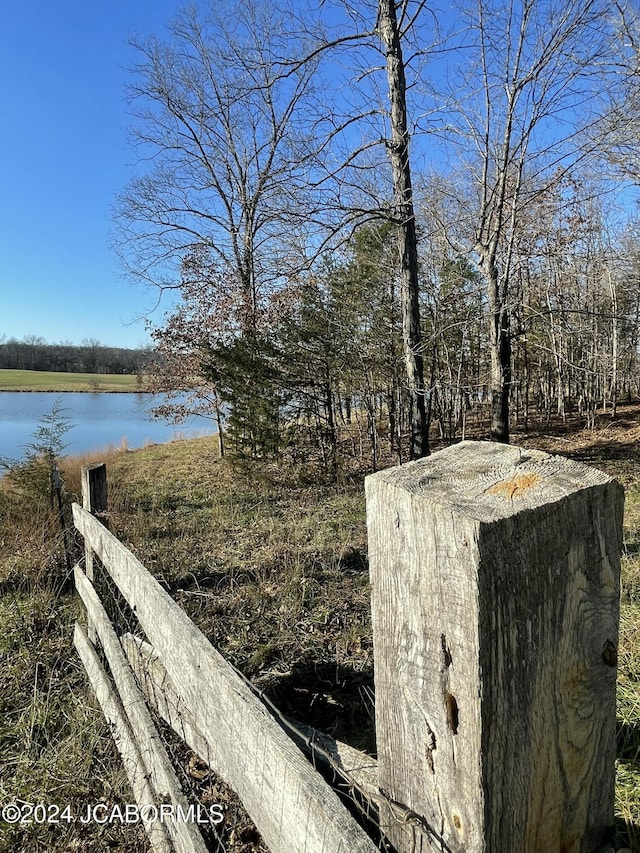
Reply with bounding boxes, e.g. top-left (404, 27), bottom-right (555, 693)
top-left (597, 2), bottom-right (640, 181)
top-left (377, 0), bottom-right (430, 457)
top-left (117, 0), bottom-right (435, 459)
top-left (435, 0), bottom-right (613, 441)
top-left (277, 0), bottom-right (434, 457)
top-left (114, 0), bottom-right (318, 332)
